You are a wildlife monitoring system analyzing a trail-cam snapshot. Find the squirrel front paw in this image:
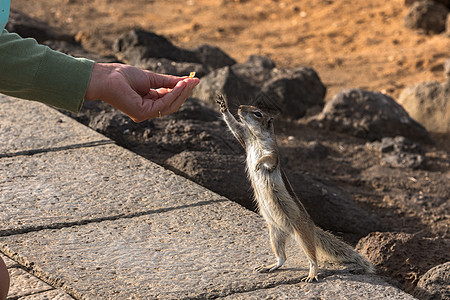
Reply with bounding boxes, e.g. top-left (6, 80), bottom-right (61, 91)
top-left (215, 93), bottom-right (228, 113)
